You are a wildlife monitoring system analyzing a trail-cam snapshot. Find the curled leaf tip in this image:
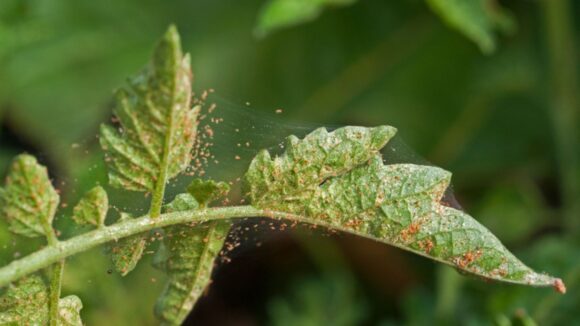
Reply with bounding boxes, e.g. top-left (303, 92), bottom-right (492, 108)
top-left (553, 278), bottom-right (566, 294)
